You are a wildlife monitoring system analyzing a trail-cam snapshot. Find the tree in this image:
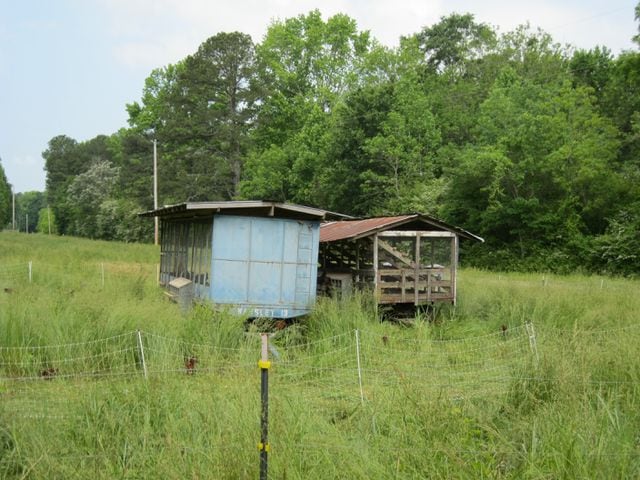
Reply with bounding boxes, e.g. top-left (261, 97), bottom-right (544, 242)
top-left (43, 135), bottom-right (81, 234)
top-left (241, 11), bottom-right (378, 202)
top-left (15, 191), bottom-right (45, 233)
top-left (36, 207), bottom-right (57, 234)
top-left (0, 158), bottom-right (11, 229)
top-left (127, 33), bottom-right (259, 203)
top-left (444, 69), bottom-right (621, 268)
top-left (307, 73), bottom-right (441, 216)
top-left (172, 32), bottom-right (259, 199)
top-left (634, 1), bottom-right (640, 46)
top-left (415, 13), bottom-right (496, 74)
top-left (66, 160), bottom-right (119, 238)
top-left (570, 47), bottom-right (613, 100)
top-left (592, 202), bottom-right (640, 275)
